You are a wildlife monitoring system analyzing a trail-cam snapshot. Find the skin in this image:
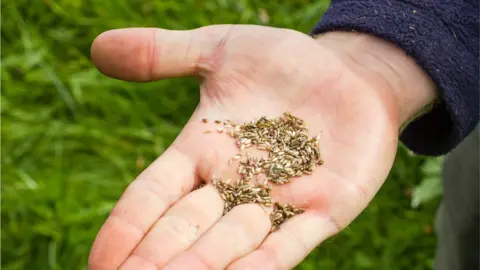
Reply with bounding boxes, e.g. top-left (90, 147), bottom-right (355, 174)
top-left (88, 25), bottom-right (437, 270)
